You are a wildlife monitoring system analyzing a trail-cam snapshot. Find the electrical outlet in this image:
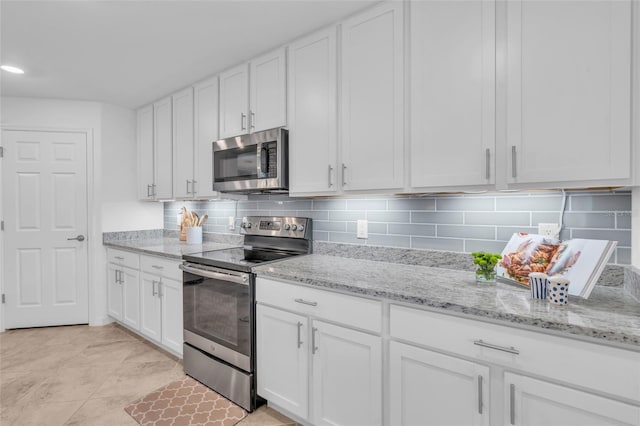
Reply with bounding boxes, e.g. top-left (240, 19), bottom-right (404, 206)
top-left (357, 219), bottom-right (368, 239)
top-left (228, 216), bottom-right (235, 231)
top-left (538, 223), bottom-right (559, 239)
